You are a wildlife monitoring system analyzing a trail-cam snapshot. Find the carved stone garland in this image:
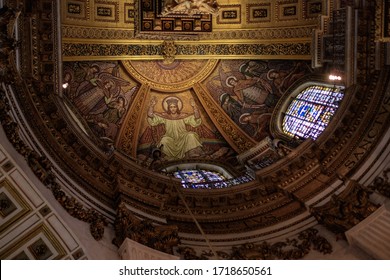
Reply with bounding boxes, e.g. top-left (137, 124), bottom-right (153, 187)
top-left (176, 228), bottom-right (332, 260)
top-left (310, 181), bottom-right (379, 239)
top-left (112, 202), bottom-right (180, 255)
